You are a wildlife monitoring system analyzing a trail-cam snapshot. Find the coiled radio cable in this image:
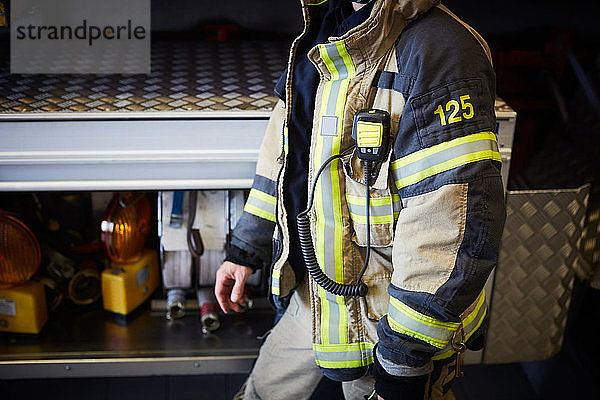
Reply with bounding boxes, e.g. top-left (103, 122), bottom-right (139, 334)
top-left (297, 155), bottom-right (373, 297)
